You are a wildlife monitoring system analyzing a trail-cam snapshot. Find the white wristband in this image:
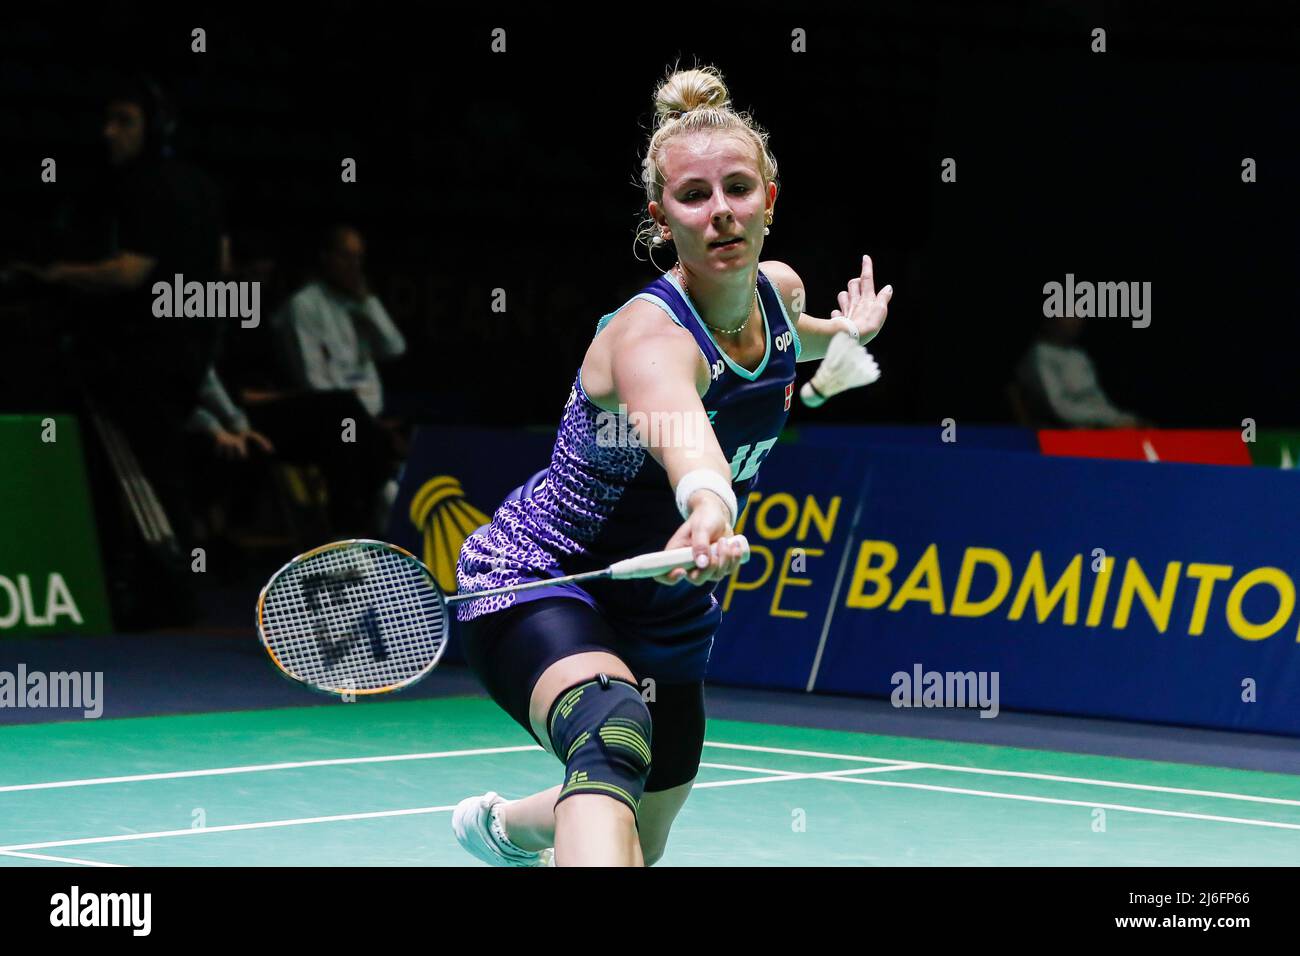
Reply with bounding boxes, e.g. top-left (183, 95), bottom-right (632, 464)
top-left (674, 469), bottom-right (738, 527)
